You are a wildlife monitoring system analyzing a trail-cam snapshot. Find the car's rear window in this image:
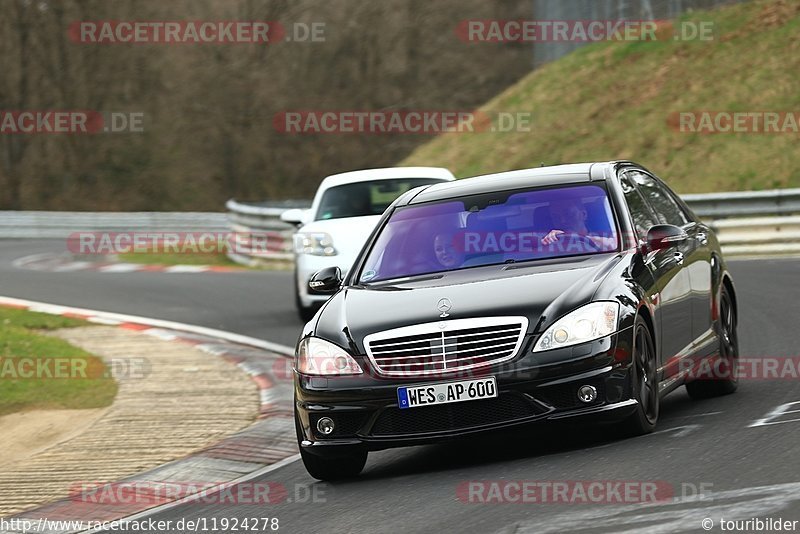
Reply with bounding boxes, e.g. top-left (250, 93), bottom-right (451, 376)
top-left (359, 184), bottom-right (619, 283)
top-left (315, 178), bottom-right (446, 220)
